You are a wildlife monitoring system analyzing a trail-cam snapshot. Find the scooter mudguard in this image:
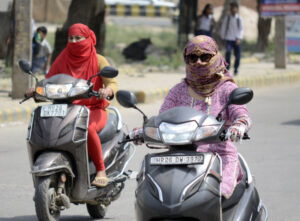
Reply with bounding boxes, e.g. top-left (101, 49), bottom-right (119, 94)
top-left (31, 151), bottom-right (74, 178)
